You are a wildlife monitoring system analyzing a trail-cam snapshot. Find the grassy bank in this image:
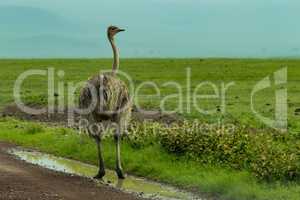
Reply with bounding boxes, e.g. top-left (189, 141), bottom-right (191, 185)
top-left (0, 118), bottom-right (299, 200)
